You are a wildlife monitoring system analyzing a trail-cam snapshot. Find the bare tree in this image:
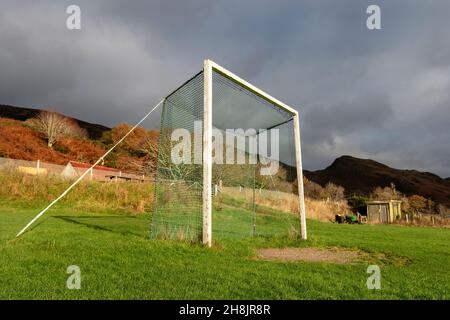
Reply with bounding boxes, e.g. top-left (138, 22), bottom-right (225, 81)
top-left (324, 182), bottom-right (345, 202)
top-left (27, 111), bottom-right (87, 148)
